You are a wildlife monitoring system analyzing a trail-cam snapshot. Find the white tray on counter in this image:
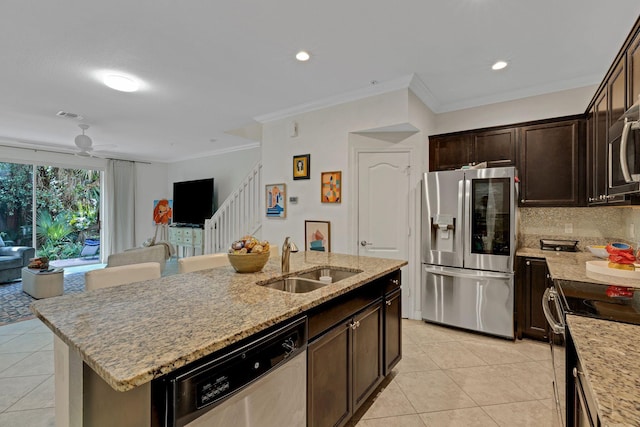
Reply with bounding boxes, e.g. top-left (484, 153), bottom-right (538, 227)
top-left (586, 260), bottom-right (640, 279)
